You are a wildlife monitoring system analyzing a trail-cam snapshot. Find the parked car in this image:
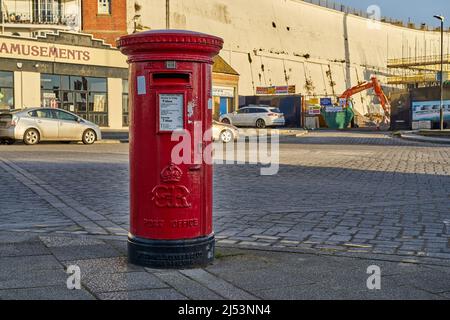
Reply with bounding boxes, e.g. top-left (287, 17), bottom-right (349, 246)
top-left (0, 108), bottom-right (102, 145)
top-left (219, 105), bottom-right (285, 128)
top-left (212, 120), bottom-right (239, 143)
